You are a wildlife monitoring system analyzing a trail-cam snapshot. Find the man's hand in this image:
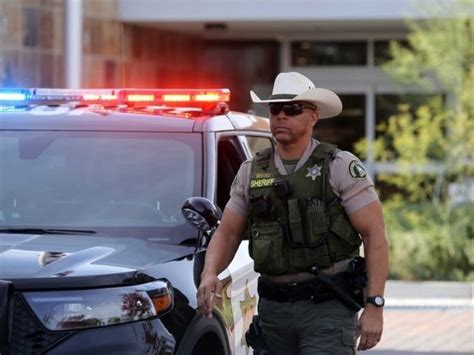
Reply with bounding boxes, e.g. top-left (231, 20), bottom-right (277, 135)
top-left (196, 272), bottom-right (222, 318)
top-left (349, 201), bottom-right (388, 351)
top-left (356, 305), bottom-right (383, 351)
top-left (195, 208), bottom-right (247, 318)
